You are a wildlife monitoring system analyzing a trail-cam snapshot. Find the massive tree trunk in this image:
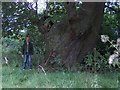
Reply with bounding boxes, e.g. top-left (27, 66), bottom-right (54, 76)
top-left (39, 2), bottom-right (105, 70)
